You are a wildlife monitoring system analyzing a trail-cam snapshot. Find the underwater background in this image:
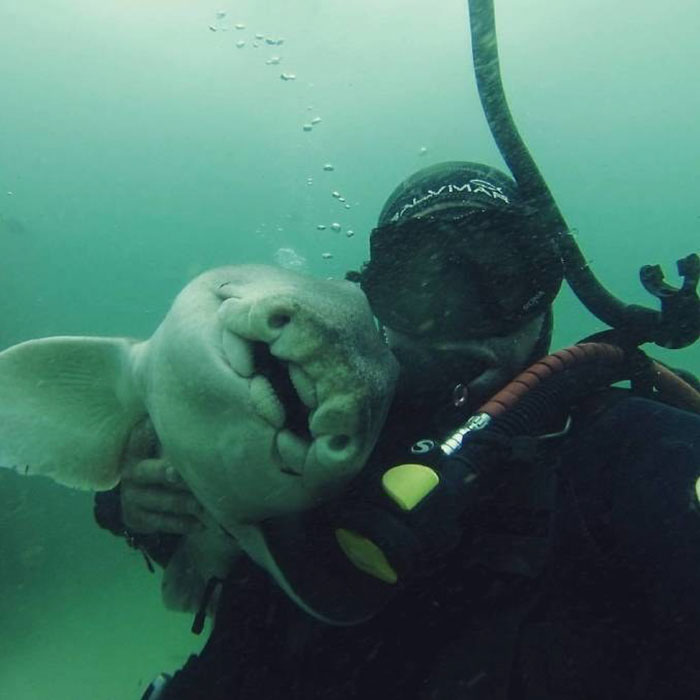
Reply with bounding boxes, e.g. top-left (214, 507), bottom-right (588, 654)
top-left (0, 1), bottom-right (698, 697)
